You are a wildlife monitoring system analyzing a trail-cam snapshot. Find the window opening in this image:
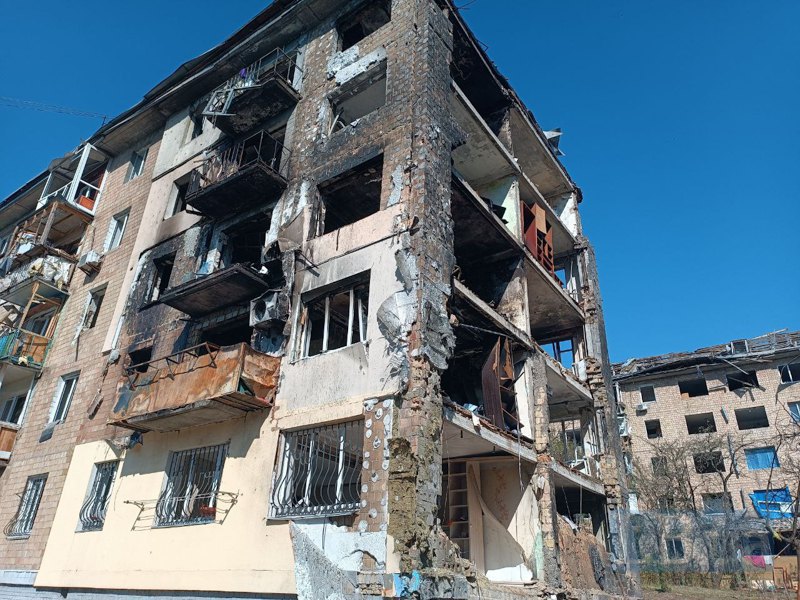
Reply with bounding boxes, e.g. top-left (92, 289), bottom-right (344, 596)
top-left (0, 395), bottom-right (26, 424)
top-left (679, 377), bottom-right (708, 398)
top-left (4, 475), bottom-right (46, 538)
top-left (270, 420), bottom-right (363, 519)
top-left (330, 63), bottom-right (387, 131)
top-left (167, 177), bottom-right (191, 218)
top-left (685, 412), bottom-right (717, 435)
top-left (702, 492), bottom-right (732, 514)
top-left (657, 496), bottom-right (676, 514)
top-left (128, 347), bottom-right (153, 374)
top-left (149, 254), bottom-right (175, 303)
top-left (50, 373), bottom-right (79, 424)
top-left (301, 281), bottom-right (369, 357)
top-left (83, 287), bottom-right (106, 330)
top-left (319, 155), bottom-right (383, 234)
top-left (78, 461), bottom-right (119, 531)
top-left (694, 451), bottom-right (725, 474)
top-left (735, 406), bottom-right (769, 430)
top-left (745, 447), bottom-right (780, 471)
top-left (223, 214), bottom-right (270, 267)
top-left (105, 209), bottom-right (129, 251)
top-left (201, 315), bottom-right (252, 348)
top-left (779, 363), bottom-right (800, 384)
top-left (645, 419), bottom-right (662, 439)
top-left (727, 370), bottom-right (759, 391)
top-left (126, 148), bottom-right (148, 182)
top-left (156, 443), bottom-right (228, 527)
top-left (651, 456), bottom-right (668, 476)
top-left (338, 0), bottom-right (391, 51)
top-left (544, 337), bottom-right (574, 369)
top-left (790, 402), bottom-right (800, 424)
top-left (666, 538), bottom-right (685, 560)
top-left (639, 385), bottom-right (656, 403)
